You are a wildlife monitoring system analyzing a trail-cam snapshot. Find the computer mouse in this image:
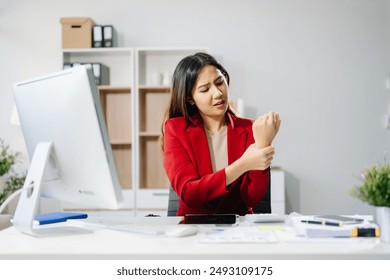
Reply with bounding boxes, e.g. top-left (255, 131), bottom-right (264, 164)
top-left (165, 226), bottom-right (198, 237)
